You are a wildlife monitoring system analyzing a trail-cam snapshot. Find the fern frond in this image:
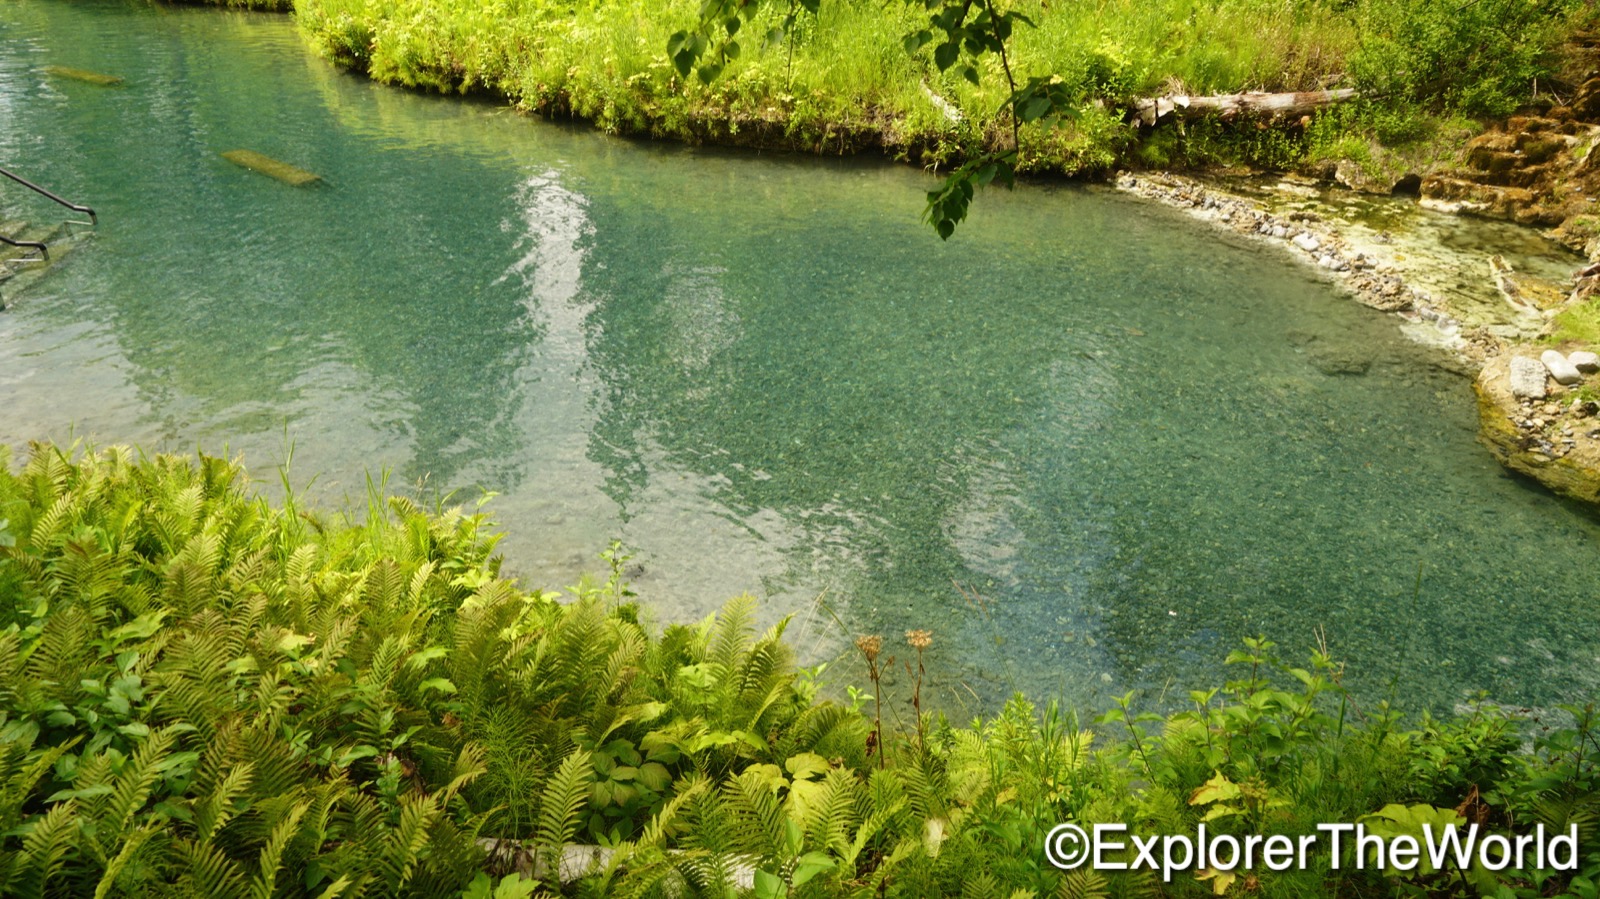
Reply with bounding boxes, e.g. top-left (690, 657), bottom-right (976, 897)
top-left (101, 726), bottom-right (176, 840)
top-left (11, 801), bottom-right (79, 899)
top-left (721, 768), bottom-right (788, 859)
top-left (248, 799), bottom-right (309, 899)
top-left (535, 749), bottom-right (593, 856)
top-left (91, 821), bottom-right (162, 899)
top-left (708, 594), bottom-right (756, 677)
top-left (378, 793), bottom-right (441, 893)
top-left (195, 761), bottom-right (254, 844)
top-left (1057, 867), bottom-right (1111, 899)
top-left (176, 838), bottom-right (249, 897)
